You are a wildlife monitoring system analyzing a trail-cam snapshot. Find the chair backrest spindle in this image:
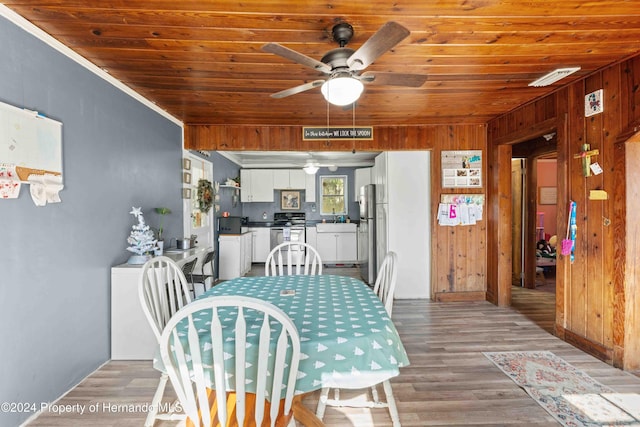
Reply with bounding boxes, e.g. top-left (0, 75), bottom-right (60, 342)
top-left (373, 251), bottom-right (398, 316)
top-left (265, 242), bottom-right (322, 276)
top-left (139, 256), bottom-right (193, 341)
